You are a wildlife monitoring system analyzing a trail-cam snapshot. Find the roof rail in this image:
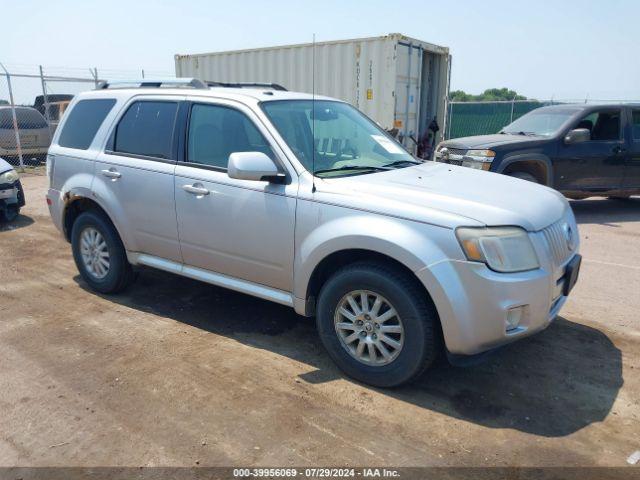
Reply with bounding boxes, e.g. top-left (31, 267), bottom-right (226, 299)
top-left (96, 78), bottom-right (208, 90)
top-left (206, 81), bottom-right (288, 91)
